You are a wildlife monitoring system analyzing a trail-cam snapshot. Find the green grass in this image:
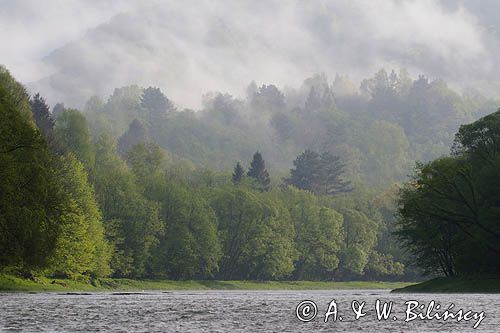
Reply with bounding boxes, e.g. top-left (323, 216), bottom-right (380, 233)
top-left (391, 277), bottom-right (500, 293)
top-left (0, 274), bottom-right (414, 292)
